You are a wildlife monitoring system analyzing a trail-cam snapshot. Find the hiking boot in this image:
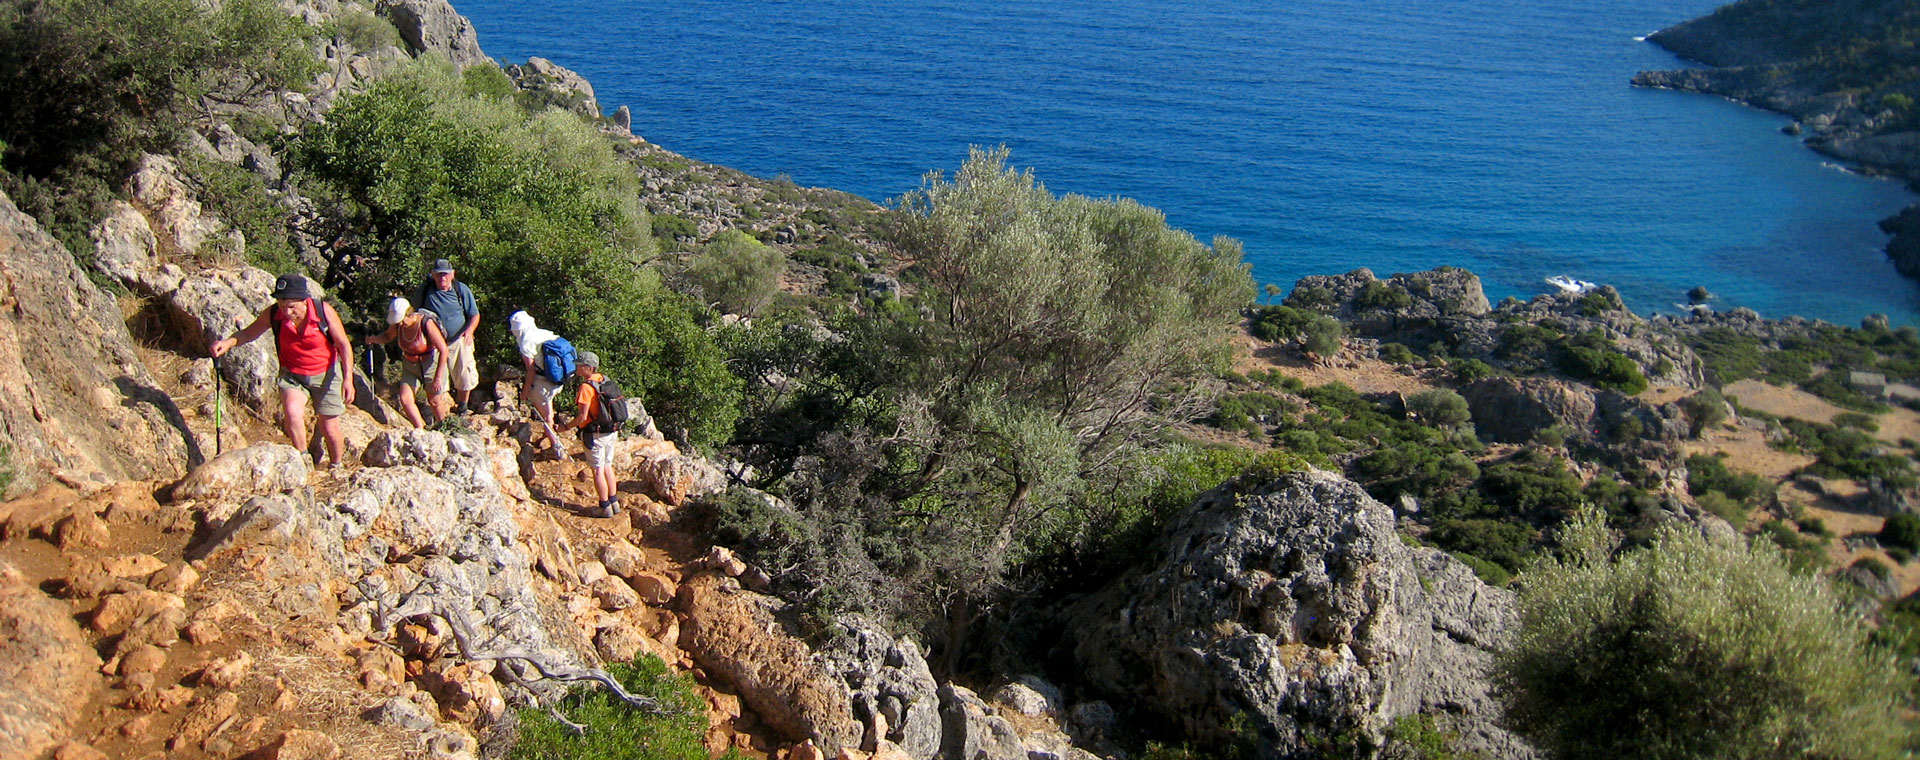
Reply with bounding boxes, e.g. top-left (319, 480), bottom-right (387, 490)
top-left (587, 499), bottom-right (621, 518)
